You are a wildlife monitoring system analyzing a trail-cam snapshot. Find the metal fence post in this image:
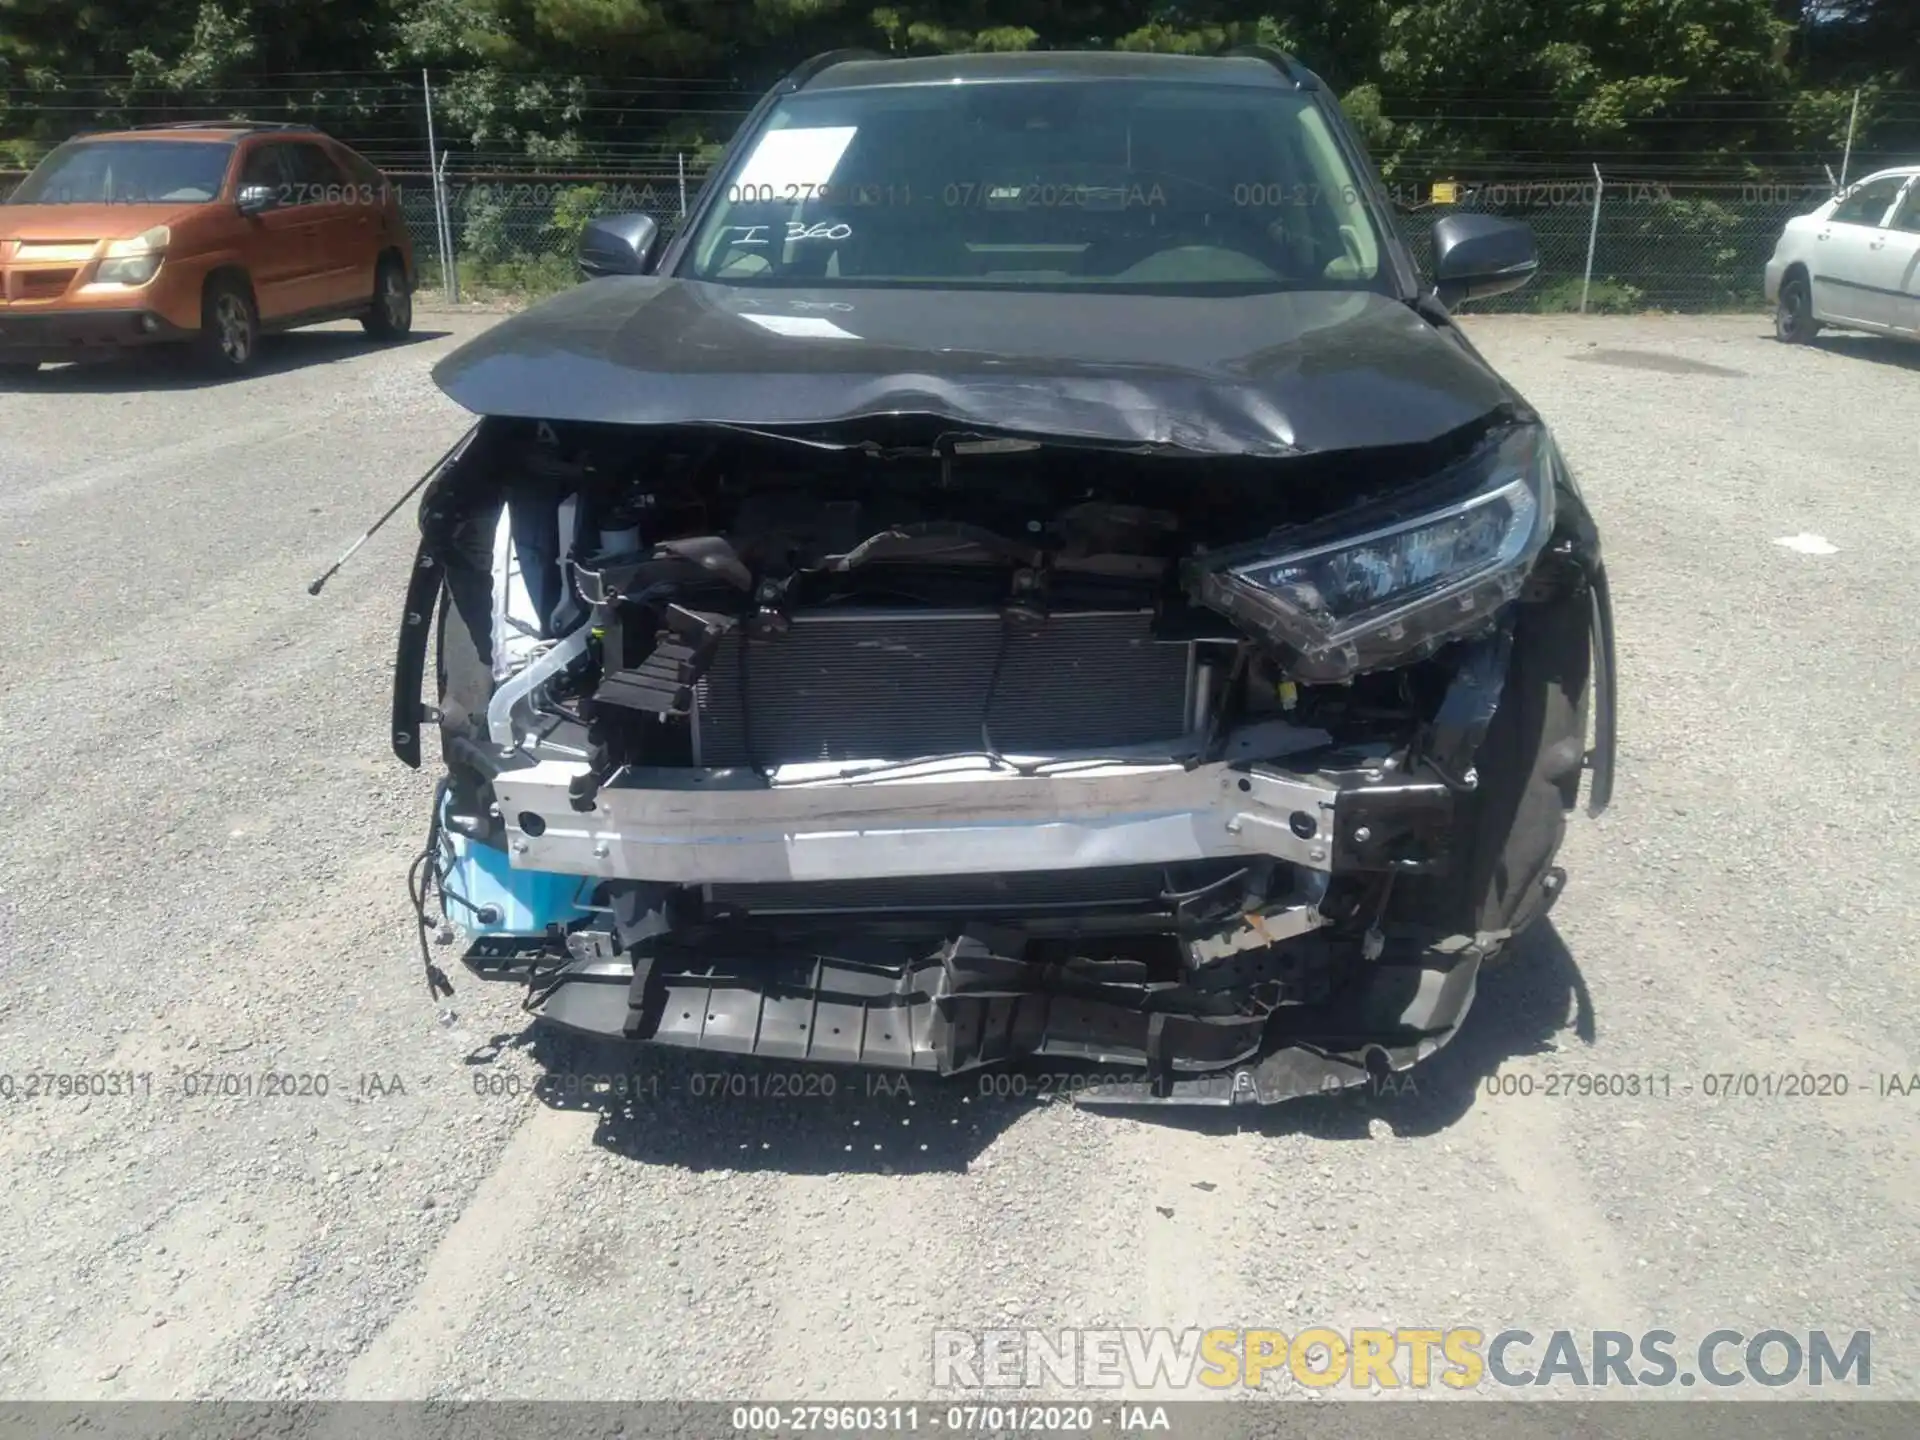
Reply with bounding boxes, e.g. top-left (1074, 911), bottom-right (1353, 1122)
top-left (438, 149), bottom-right (460, 303)
top-left (1839, 88), bottom-right (1860, 190)
top-left (1580, 163), bottom-right (1604, 314)
top-left (678, 152), bottom-right (687, 218)
top-left (422, 70), bottom-right (458, 303)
